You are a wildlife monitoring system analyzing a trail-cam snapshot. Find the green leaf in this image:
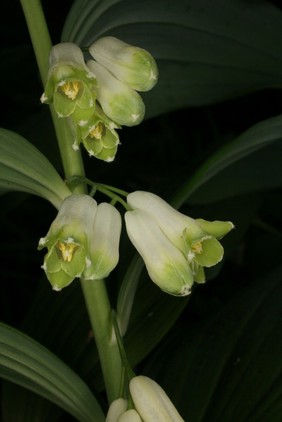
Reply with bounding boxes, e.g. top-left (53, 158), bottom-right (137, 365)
top-left (0, 322), bottom-right (105, 422)
top-left (171, 114), bottom-right (282, 207)
top-left (187, 133), bottom-right (282, 204)
top-left (0, 128), bottom-right (71, 209)
top-left (2, 382), bottom-right (65, 422)
top-left (117, 254), bottom-right (144, 336)
top-left (62, 0), bottom-right (282, 117)
top-left (150, 266), bottom-right (282, 421)
top-left (124, 272), bottom-right (189, 366)
top-left (1, 279), bottom-right (104, 420)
